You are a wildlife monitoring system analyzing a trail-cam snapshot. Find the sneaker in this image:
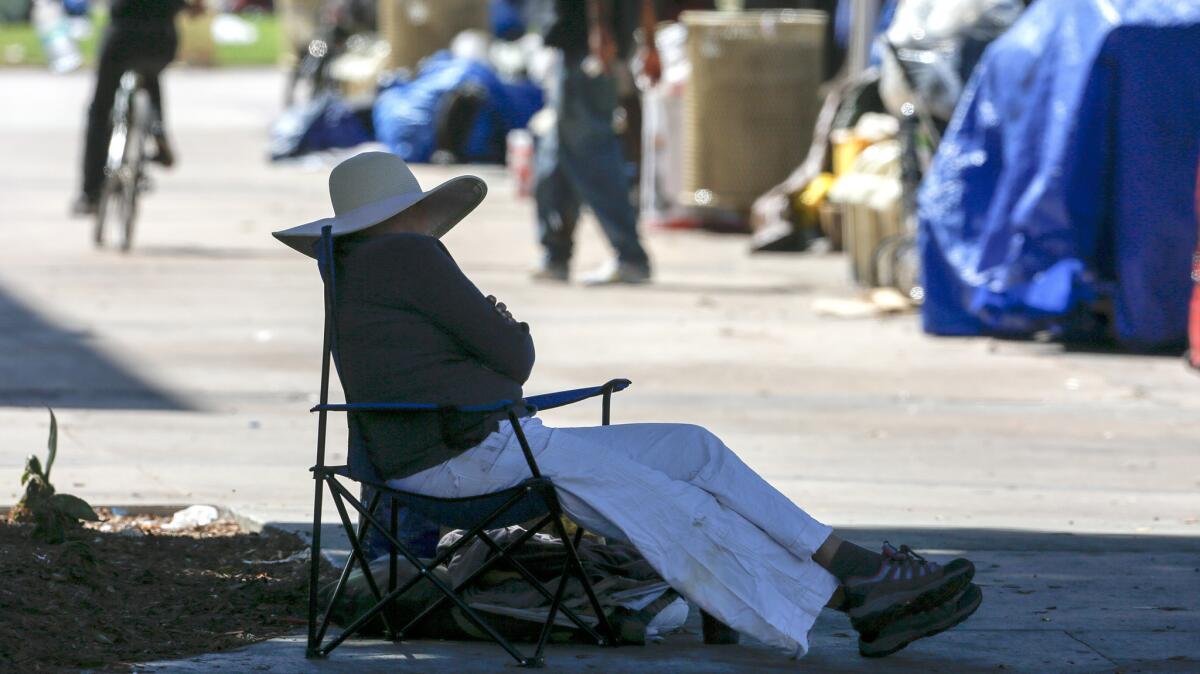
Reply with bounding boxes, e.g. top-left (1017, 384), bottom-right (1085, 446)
top-left (581, 261), bottom-right (651, 286)
top-left (844, 542), bottom-right (975, 639)
top-left (71, 194), bottom-right (98, 216)
top-left (531, 263), bottom-right (569, 283)
top-left (858, 583), bottom-right (983, 658)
